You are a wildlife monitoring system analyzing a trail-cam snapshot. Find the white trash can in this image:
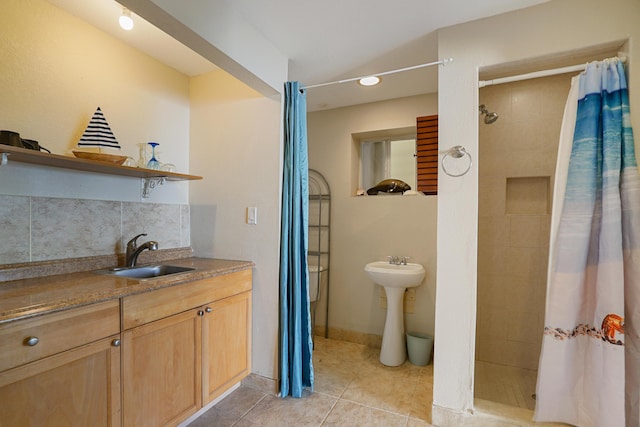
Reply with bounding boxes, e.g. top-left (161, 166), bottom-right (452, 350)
top-left (406, 332), bottom-right (433, 366)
